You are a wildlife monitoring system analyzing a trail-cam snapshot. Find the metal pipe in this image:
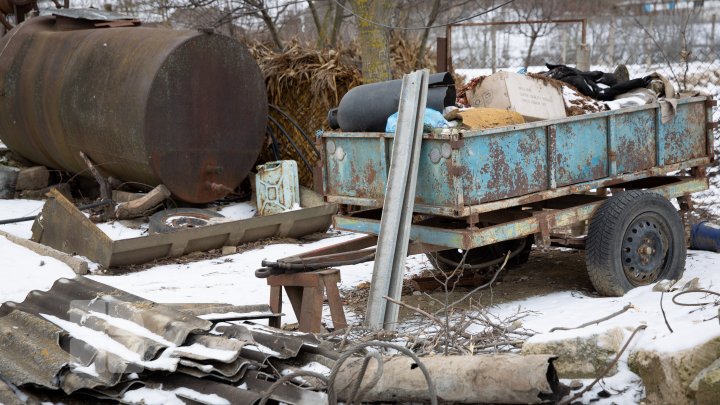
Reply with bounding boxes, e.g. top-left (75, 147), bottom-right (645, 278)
top-left (335, 72), bottom-right (454, 133)
top-left (334, 355), bottom-right (564, 404)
